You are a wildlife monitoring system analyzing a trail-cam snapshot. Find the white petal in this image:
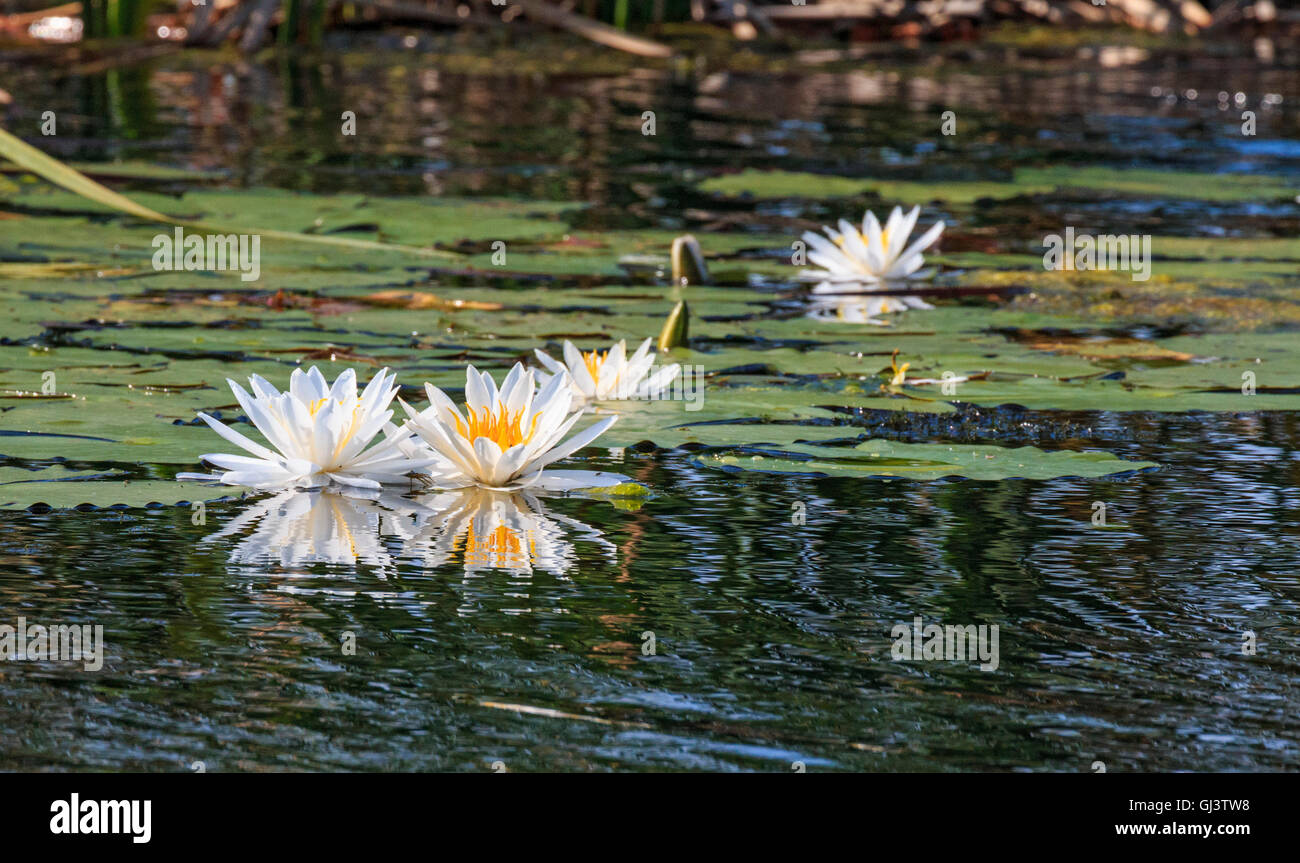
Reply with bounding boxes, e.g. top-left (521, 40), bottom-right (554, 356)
top-left (890, 205), bottom-right (920, 261)
top-left (894, 220), bottom-right (944, 265)
top-left (472, 436), bottom-right (506, 486)
top-left (562, 341), bottom-right (597, 394)
top-left (196, 412), bottom-right (280, 461)
top-left (533, 348), bottom-right (567, 376)
top-left (528, 414), bottom-right (618, 472)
